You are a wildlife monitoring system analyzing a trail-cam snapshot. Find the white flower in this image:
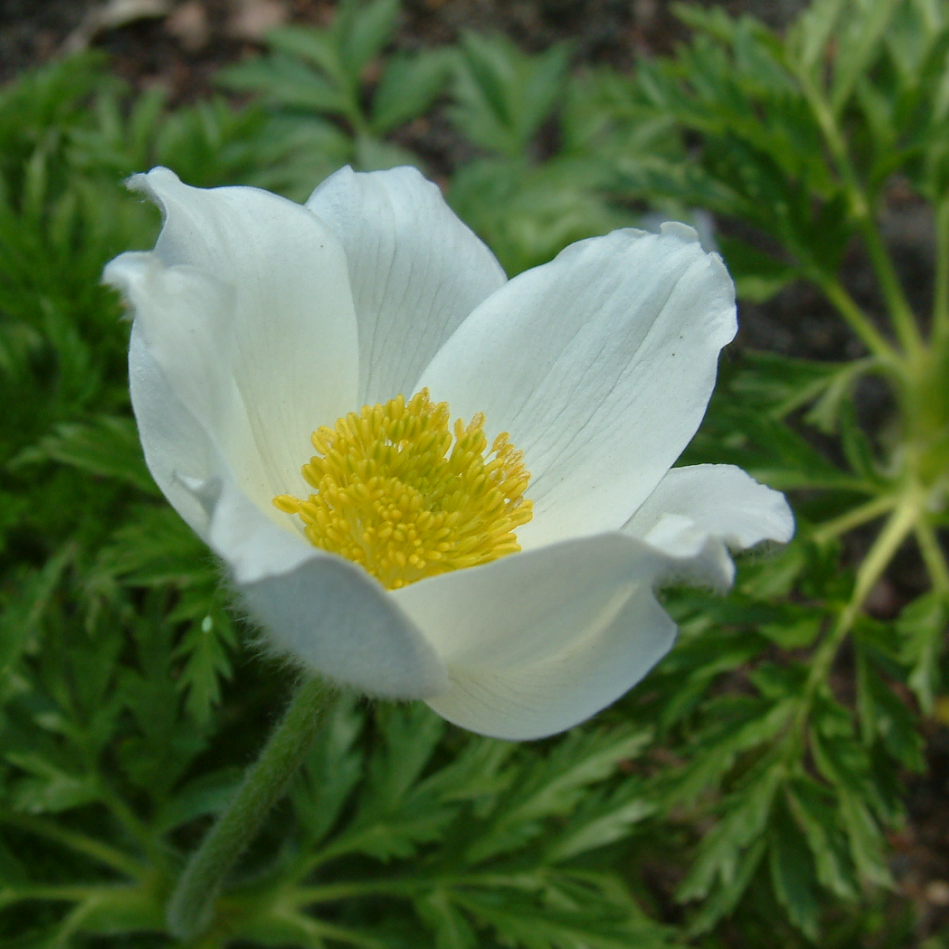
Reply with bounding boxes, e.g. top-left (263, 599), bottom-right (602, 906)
top-left (104, 165), bottom-right (793, 740)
